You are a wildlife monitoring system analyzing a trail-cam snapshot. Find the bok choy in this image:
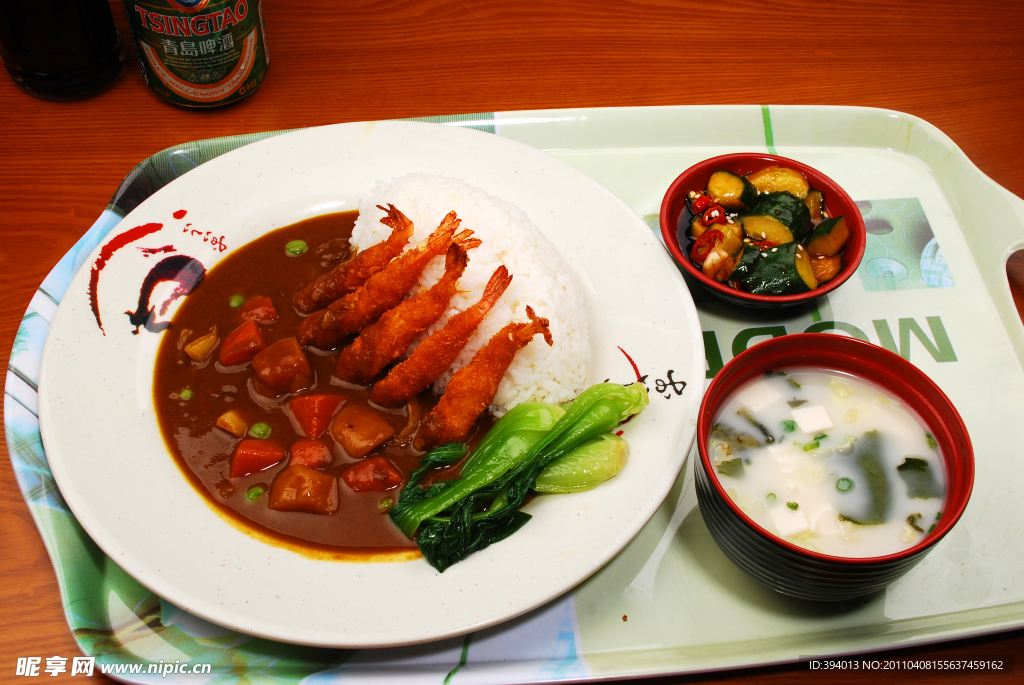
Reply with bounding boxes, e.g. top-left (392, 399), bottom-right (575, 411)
top-left (534, 433), bottom-right (629, 493)
top-left (390, 382), bottom-right (649, 571)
